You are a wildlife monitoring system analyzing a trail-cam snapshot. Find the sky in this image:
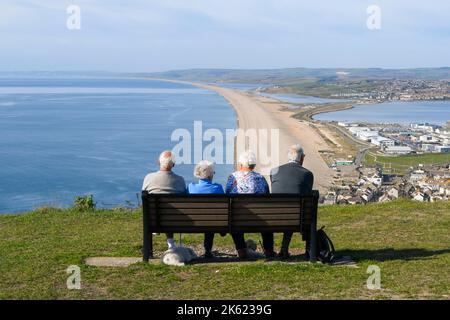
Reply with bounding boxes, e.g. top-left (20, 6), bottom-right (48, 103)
top-left (0, 0), bottom-right (449, 72)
